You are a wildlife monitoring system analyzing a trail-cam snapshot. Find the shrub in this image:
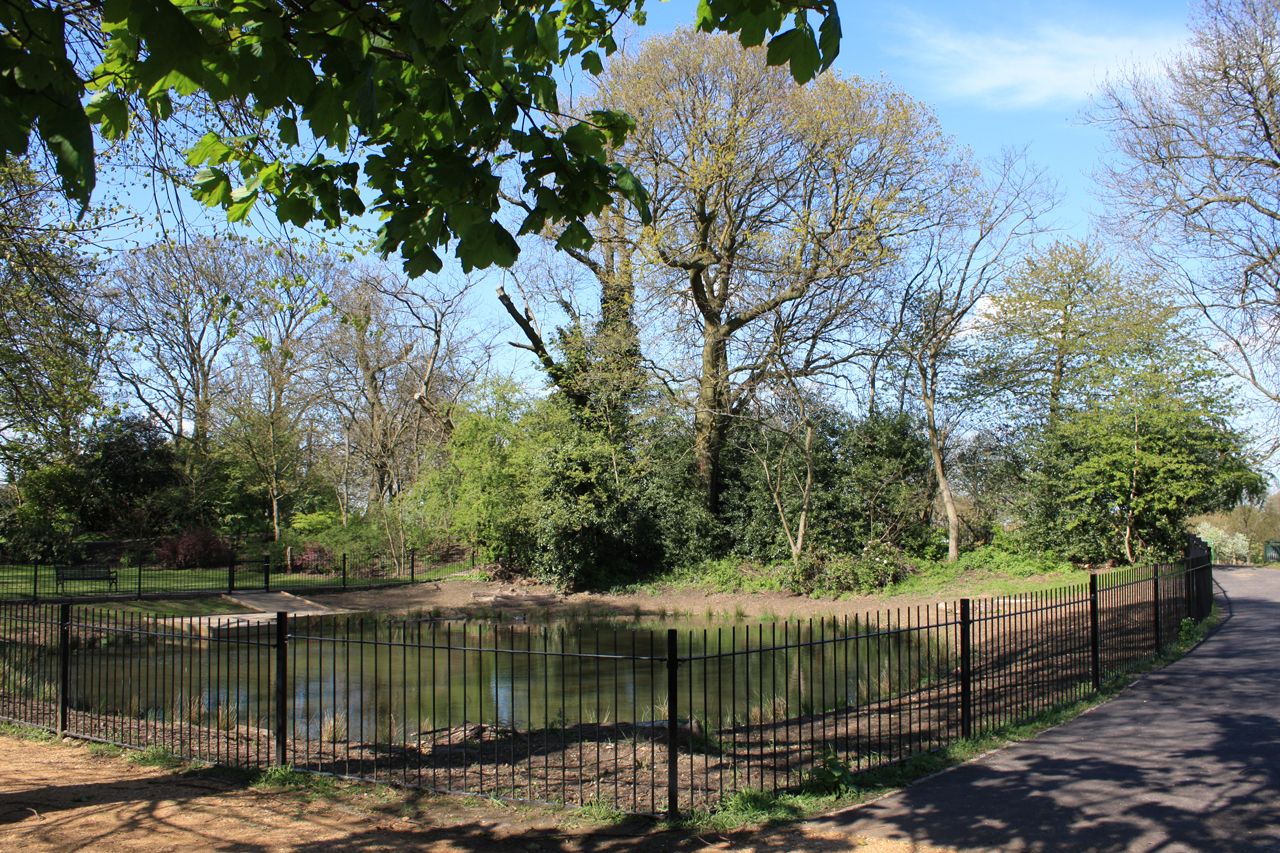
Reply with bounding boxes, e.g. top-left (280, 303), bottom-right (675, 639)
top-left (154, 528), bottom-right (232, 569)
top-left (289, 542), bottom-right (333, 573)
top-left (289, 511), bottom-right (338, 538)
top-left (950, 537), bottom-right (1076, 578)
top-left (782, 542), bottom-right (912, 595)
